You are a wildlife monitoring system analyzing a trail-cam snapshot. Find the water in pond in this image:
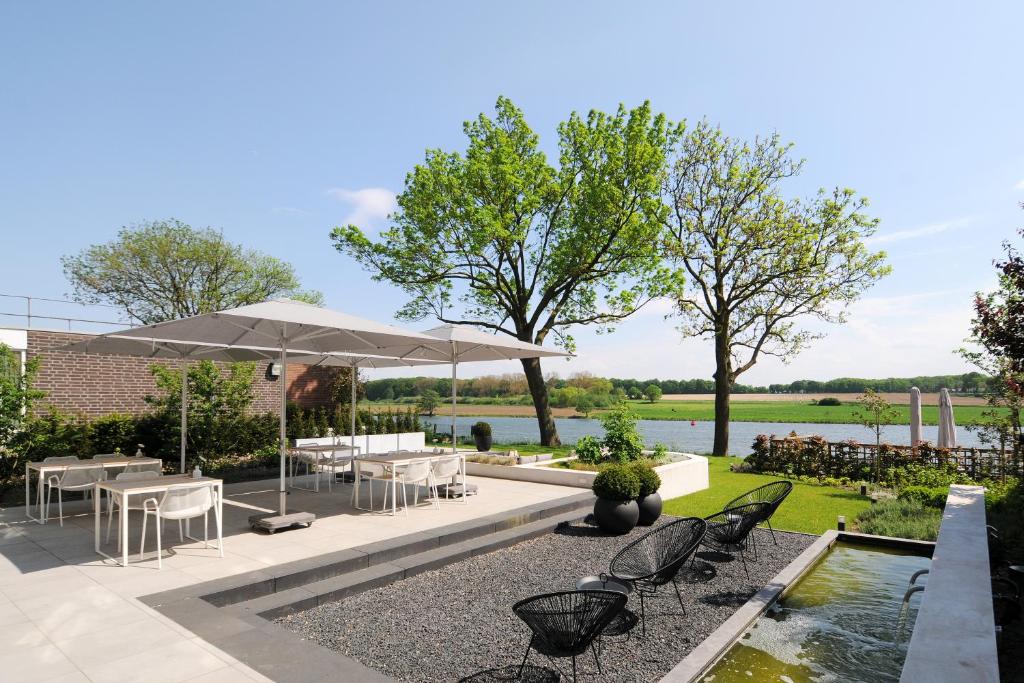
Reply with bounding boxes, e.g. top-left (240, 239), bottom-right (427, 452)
top-left (423, 416), bottom-right (982, 456)
top-left (701, 542), bottom-right (931, 682)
